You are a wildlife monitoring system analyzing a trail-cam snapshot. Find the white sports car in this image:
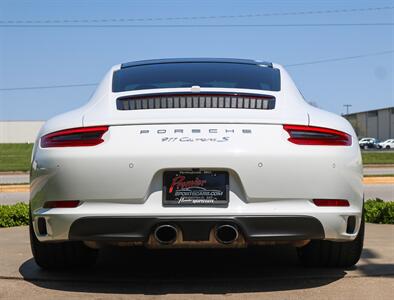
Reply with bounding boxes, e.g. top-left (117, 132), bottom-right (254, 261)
top-left (30, 58), bottom-right (364, 269)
